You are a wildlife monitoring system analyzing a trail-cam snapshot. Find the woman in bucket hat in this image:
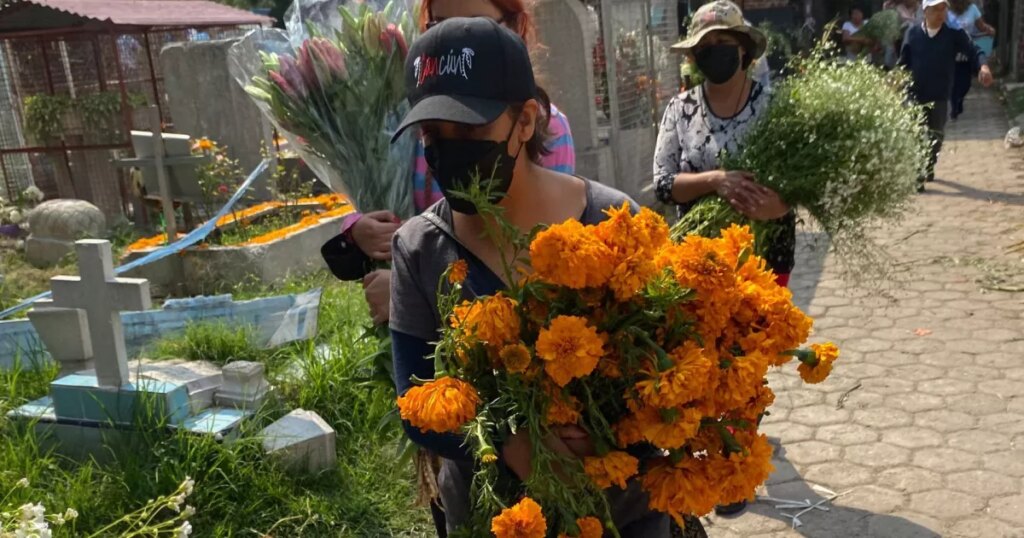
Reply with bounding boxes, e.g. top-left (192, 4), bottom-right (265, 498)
top-left (654, 2), bottom-right (795, 516)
